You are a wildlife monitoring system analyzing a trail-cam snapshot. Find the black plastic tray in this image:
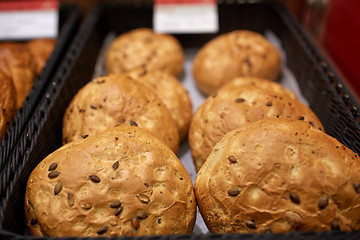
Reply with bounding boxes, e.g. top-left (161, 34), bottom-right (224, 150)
top-left (1, 0), bottom-right (360, 239)
top-left (0, 4), bottom-right (80, 173)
